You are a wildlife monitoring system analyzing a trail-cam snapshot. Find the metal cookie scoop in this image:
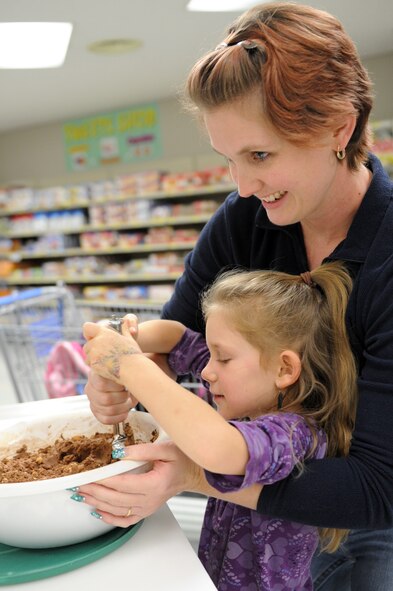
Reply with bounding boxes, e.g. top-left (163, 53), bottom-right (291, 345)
top-left (108, 315), bottom-right (127, 451)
